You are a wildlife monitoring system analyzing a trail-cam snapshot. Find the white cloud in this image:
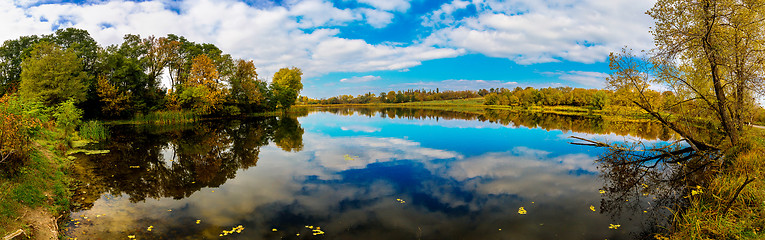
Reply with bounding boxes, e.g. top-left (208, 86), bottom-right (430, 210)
top-left (340, 75), bottom-right (381, 83)
top-left (422, 0), bottom-right (471, 27)
top-left (356, 0), bottom-right (410, 12)
top-left (542, 71), bottom-right (610, 88)
top-left (359, 8), bottom-right (394, 28)
top-left (3, 0), bottom-right (460, 79)
top-left (427, 0), bottom-right (655, 64)
top-left (340, 125), bottom-right (381, 132)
